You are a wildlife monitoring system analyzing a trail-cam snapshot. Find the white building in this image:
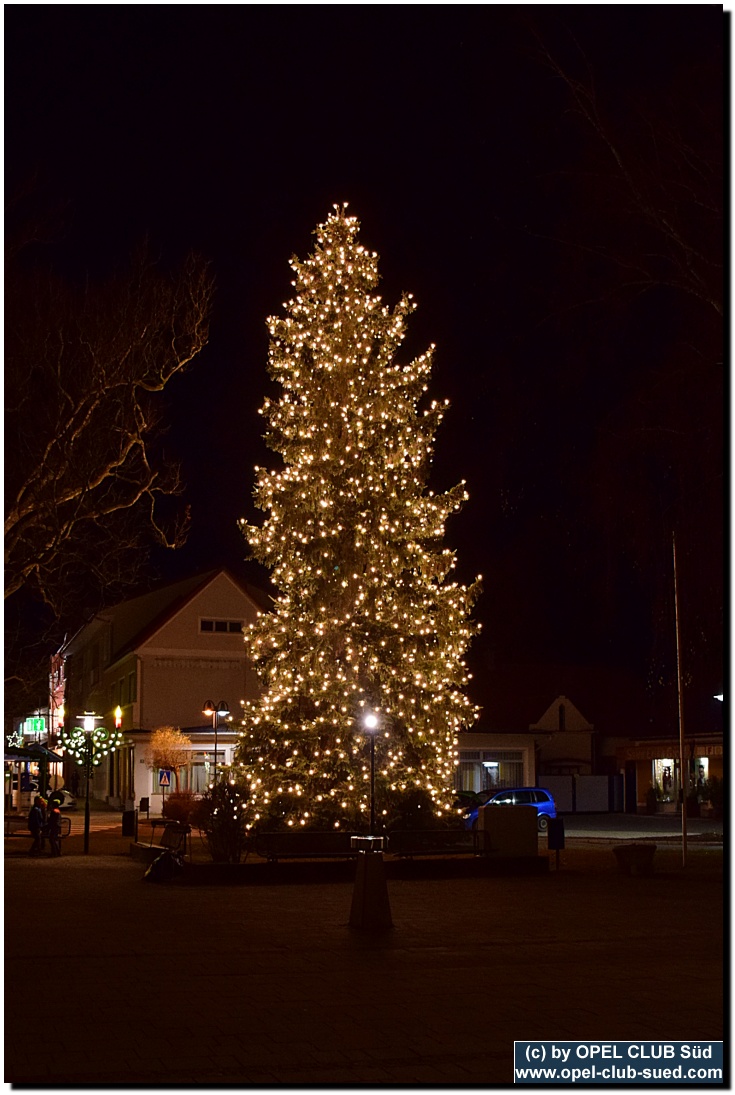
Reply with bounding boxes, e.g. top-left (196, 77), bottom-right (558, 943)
top-left (58, 569), bottom-right (268, 811)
